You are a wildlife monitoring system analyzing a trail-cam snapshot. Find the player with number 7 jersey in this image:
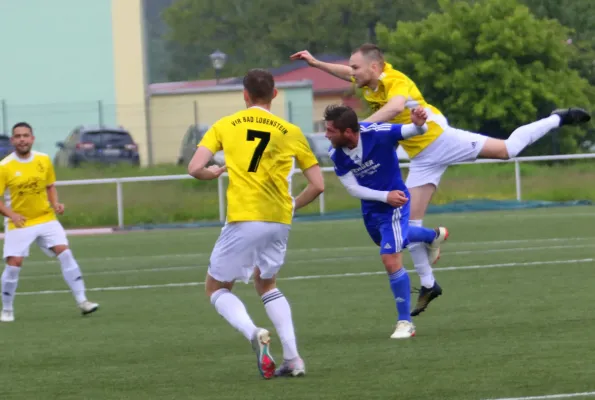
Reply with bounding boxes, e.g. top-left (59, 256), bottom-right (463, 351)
top-left (199, 106), bottom-right (316, 224)
top-left (189, 69), bottom-right (324, 380)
